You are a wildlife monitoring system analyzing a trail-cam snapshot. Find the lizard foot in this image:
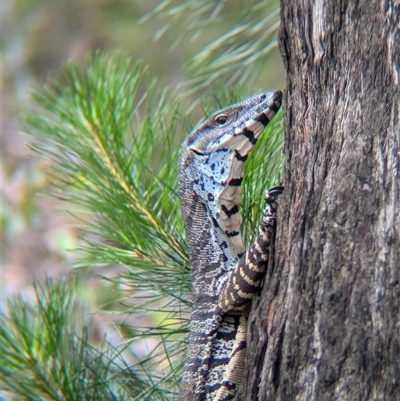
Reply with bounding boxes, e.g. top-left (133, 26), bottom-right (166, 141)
top-left (262, 185), bottom-right (283, 226)
top-left (264, 185), bottom-right (284, 203)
